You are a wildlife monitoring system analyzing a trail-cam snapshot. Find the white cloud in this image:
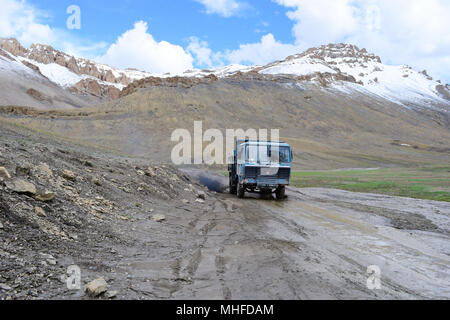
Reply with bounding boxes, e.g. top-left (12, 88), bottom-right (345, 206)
top-left (99, 21), bottom-right (194, 74)
top-left (0, 0), bottom-right (55, 45)
top-left (222, 33), bottom-right (299, 65)
top-left (195, 0), bottom-right (245, 17)
top-left (187, 37), bottom-right (214, 68)
top-left (273, 0), bottom-right (450, 81)
top-left (185, 33), bottom-right (300, 68)
top-left (62, 41), bottom-right (109, 60)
